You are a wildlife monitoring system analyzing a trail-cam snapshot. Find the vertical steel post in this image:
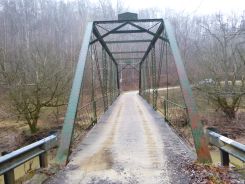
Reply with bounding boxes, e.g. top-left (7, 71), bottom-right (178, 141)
top-left (114, 64), bottom-right (117, 100)
top-left (102, 47), bottom-right (108, 111)
top-left (220, 133), bottom-right (229, 166)
top-left (109, 58), bottom-right (113, 104)
top-left (55, 22), bottom-right (93, 165)
top-left (220, 149), bottom-right (229, 166)
top-left (144, 66), bottom-right (146, 97)
top-left (142, 65), bottom-right (144, 97)
top-left (4, 170), bottom-right (14, 184)
top-left (116, 65), bottom-right (120, 95)
top-left (166, 42), bottom-right (169, 123)
top-left (114, 64), bottom-right (117, 99)
top-left (142, 64), bottom-right (146, 98)
top-left (2, 152), bottom-right (15, 184)
top-left (163, 99), bottom-right (167, 121)
top-left (151, 45), bottom-right (157, 110)
top-left (164, 20), bottom-right (212, 163)
top-left (91, 59), bottom-right (97, 124)
top-left (144, 58), bottom-right (148, 102)
top-left (145, 61), bottom-right (148, 100)
top-left (39, 152), bottom-right (48, 168)
top-left (139, 63), bottom-right (142, 95)
top-left (112, 64), bottom-right (115, 101)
